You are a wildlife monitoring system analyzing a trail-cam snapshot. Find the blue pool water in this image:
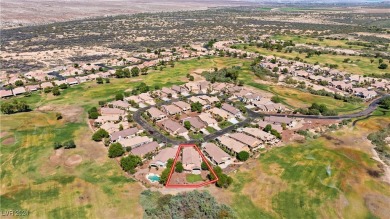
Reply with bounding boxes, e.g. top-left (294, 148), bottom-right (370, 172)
top-left (148, 174), bottom-right (160, 183)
